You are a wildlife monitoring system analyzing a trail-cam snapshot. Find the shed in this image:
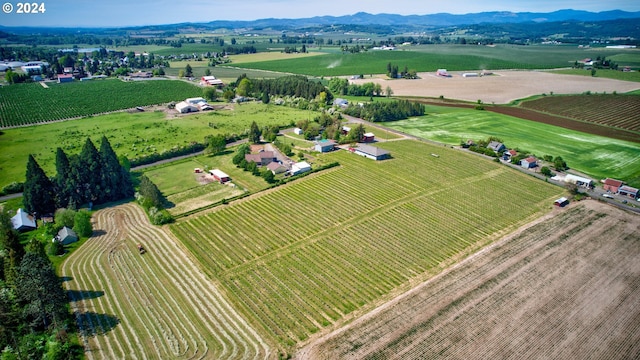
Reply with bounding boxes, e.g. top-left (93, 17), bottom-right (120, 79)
top-left (436, 69), bottom-right (450, 77)
top-left (57, 74), bottom-right (74, 83)
top-left (11, 209), bottom-right (36, 232)
top-left (333, 98), bottom-right (348, 107)
top-left (564, 174), bottom-right (594, 188)
top-left (341, 126), bottom-right (351, 135)
top-left (618, 185), bottom-right (639, 198)
top-left (314, 139), bottom-right (336, 153)
top-left (290, 161), bottom-right (311, 176)
top-left (521, 156), bottom-right (537, 169)
top-left (175, 101), bottom-right (199, 113)
top-left (353, 144), bottom-right (390, 161)
top-left (209, 169), bottom-right (230, 183)
top-left (362, 132), bottom-right (375, 143)
top-left (55, 226), bottom-right (78, 245)
top-left (294, 127), bottom-right (304, 135)
top-left (462, 72), bottom-right (479, 77)
top-left (554, 197), bottom-right (569, 207)
top-left (603, 178), bottom-right (623, 193)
